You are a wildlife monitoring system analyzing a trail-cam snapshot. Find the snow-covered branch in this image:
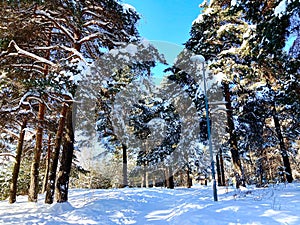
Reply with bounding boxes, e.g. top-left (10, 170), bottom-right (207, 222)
top-left (1, 41), bottom-right (57, 69)
top-left (11, 64), bottom-right (45, 74)
top-left (0, 91), bottom-right (40, 114)
top-left (35, 9), bottom-right (76, 44)
top-left (34, 45), bottom-right (87, 63)
top-left (0, 153), bottom-right (16, 159)
top-left (83, 20), bottom-right (109, 28)
top-left (59, 46), bottom-right (88, 63)
top-left (77, 32), bottom-right (102, 45)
